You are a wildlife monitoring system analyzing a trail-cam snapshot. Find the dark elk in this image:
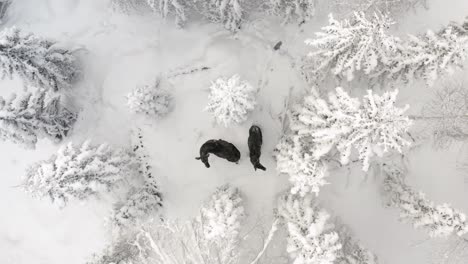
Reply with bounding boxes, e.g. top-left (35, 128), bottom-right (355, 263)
top-left (248, 125), bottom-right (266, 171)
top-left (196, 139), bottom-right (241, 168)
